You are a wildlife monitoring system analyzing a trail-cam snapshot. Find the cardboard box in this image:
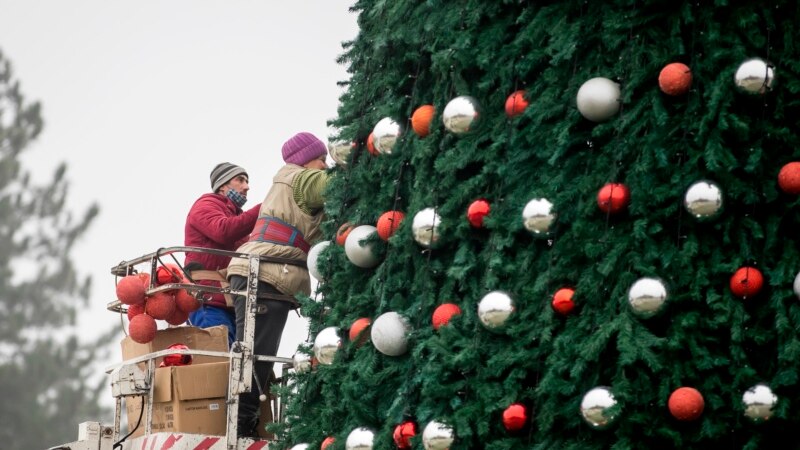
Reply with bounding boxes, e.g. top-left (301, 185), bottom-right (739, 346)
top-left (124, 361), bottom-right (276, 439)
top-left (120, 325), bottom-right (228, 367)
